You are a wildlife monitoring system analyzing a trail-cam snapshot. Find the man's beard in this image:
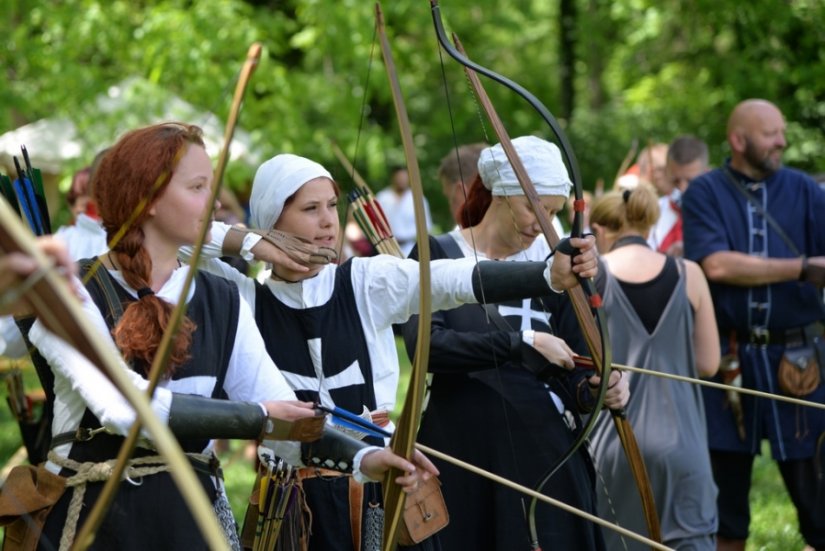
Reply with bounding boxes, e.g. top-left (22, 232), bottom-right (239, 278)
top-left (743, 137), bottom-right (783, 178)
